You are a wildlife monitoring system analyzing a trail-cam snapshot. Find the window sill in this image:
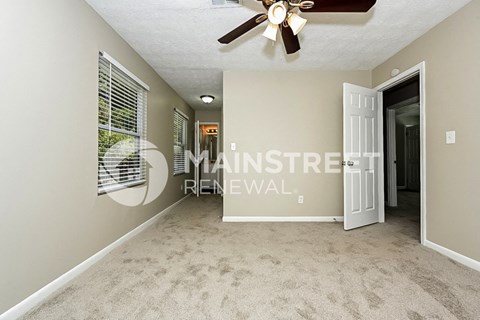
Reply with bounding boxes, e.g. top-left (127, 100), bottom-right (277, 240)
top-left (173, 172), bottom-right (186, 176)
top-left (98, 180), bottom-right (146, 195)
